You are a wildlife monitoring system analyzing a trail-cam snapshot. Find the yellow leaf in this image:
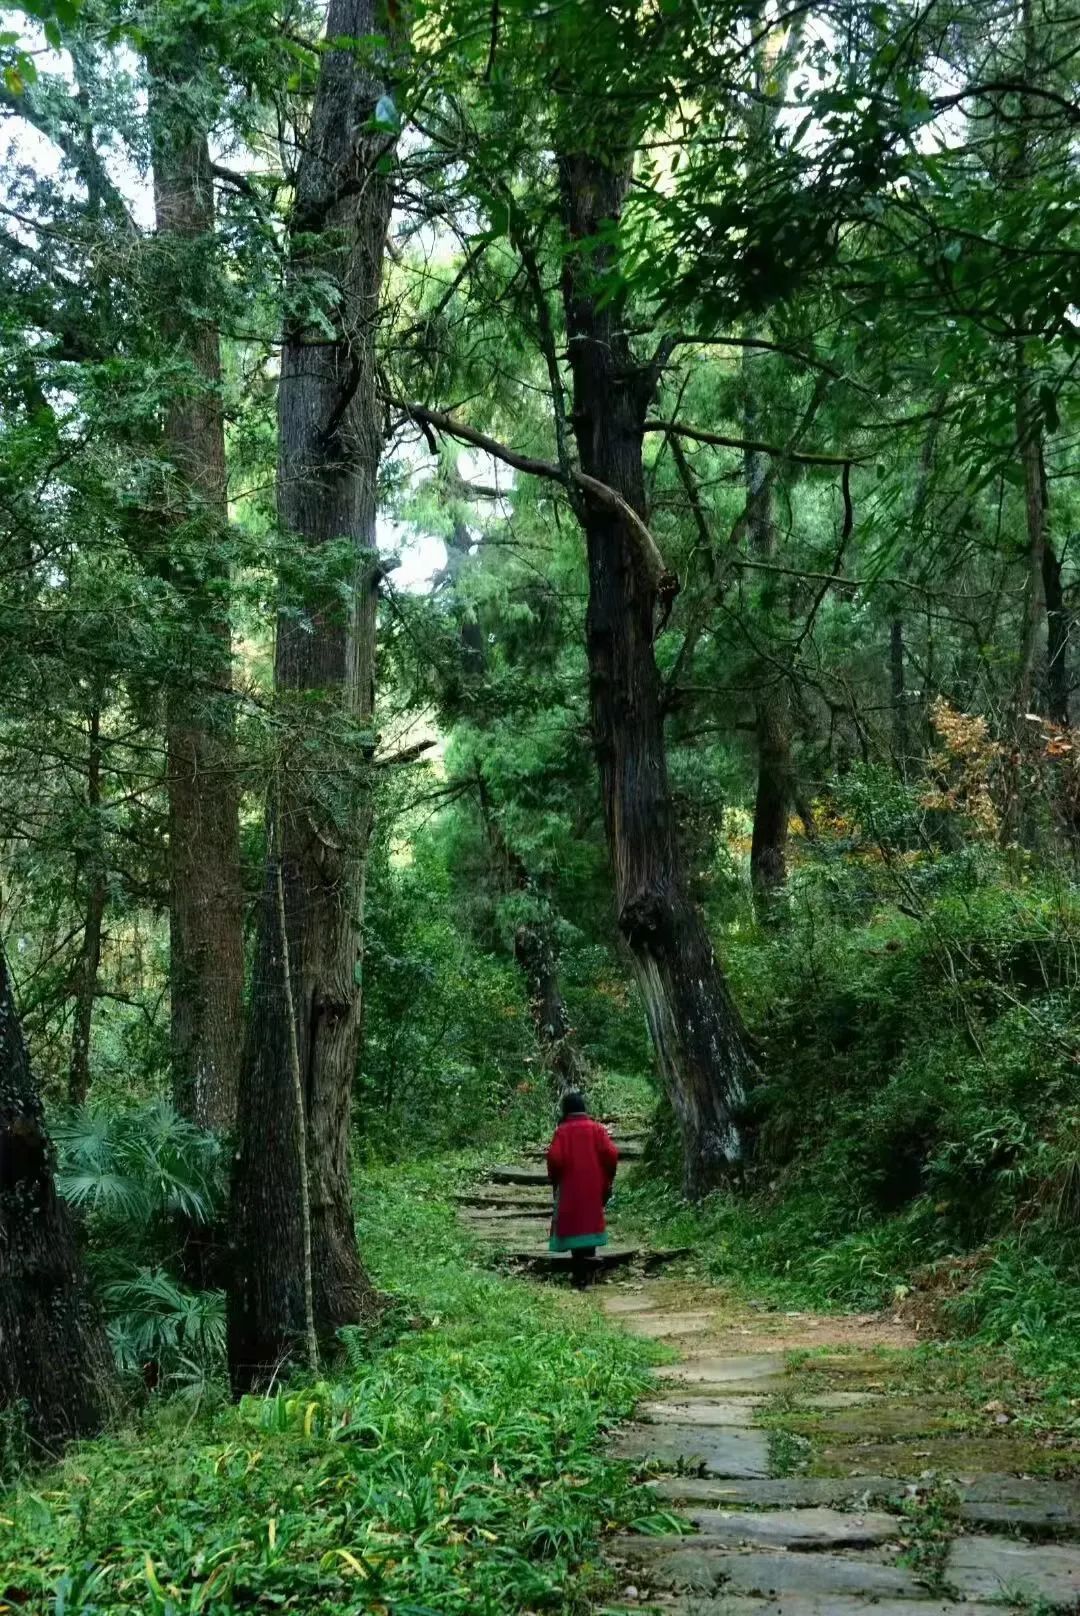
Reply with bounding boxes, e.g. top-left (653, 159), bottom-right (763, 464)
top-left (303, 1402), bottom-right (319, 1436)
top-left (144, 1553), bottom-right (165, 1598)
top-left (332, 1548), bottom-right (368, 1578)
top-left (268, 1518), bottom-right (277, 1550)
